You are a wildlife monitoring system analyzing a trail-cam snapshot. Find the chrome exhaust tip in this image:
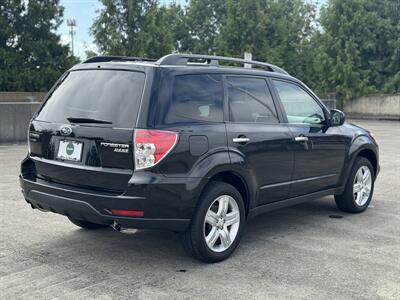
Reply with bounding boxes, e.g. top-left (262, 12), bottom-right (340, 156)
top-left (111, 221), bottom-right (121, 232)
top-left (111, 221), bottom-right (138, 234)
